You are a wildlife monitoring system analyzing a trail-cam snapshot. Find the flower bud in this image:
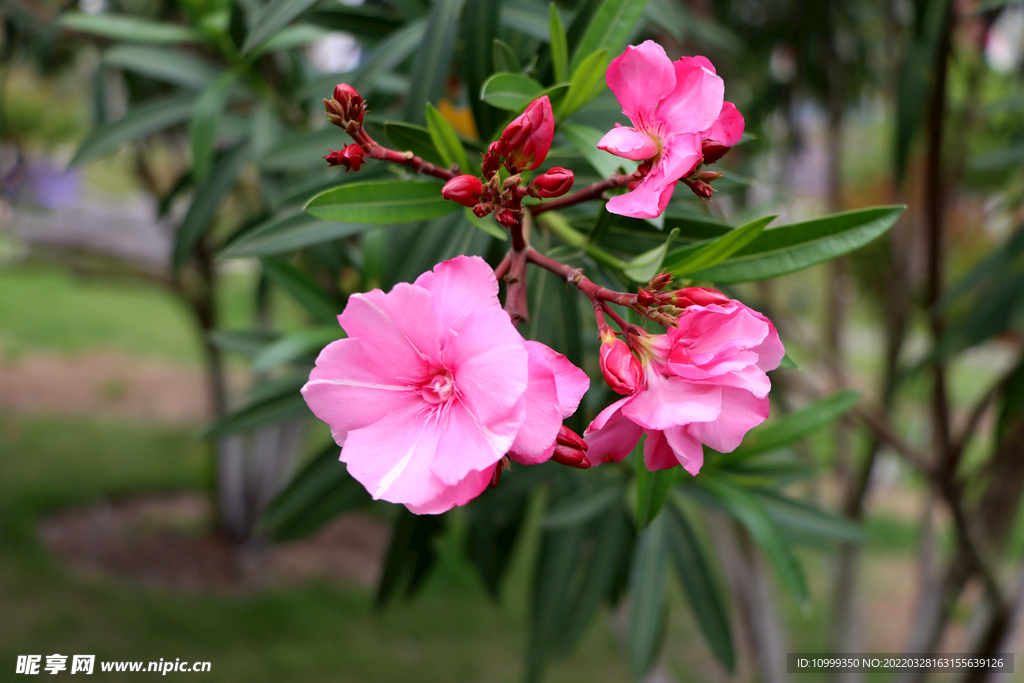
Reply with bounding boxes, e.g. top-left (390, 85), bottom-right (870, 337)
top-left (495, 209), bottom-right (518, 228)
top-left (670, 287), bottom-right (731, 308)
top-left (529, 167), bottom-right (574, 198)
top-left (599, 326), bottom-right (643, 395)
top-left (323, 144), bottom-right (365, 171)
top-left (334, 83), bottom-right (363, 123)
top-left (473, 203), bottom-right (492, 218)
top-left (701, 141), bottom-right (731, 165)
top-left (481, 141), bottom-right (502, 179)
top-left (441, 175), bottom-right (485, 207)
top-left (685, 178), bottom-right (715, 200)
top-left (551, 425), bottom-right (590, 468)
top-left (500, 96), bottom-right (554, 172)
